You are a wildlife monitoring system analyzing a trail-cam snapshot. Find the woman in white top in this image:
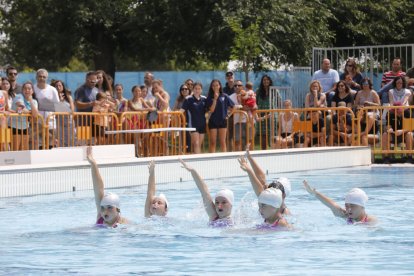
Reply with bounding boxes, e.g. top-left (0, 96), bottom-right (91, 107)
top-left (388, 76), bottom-right (411, 106)
top-left (274, 99), bottom-right (299, 149)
